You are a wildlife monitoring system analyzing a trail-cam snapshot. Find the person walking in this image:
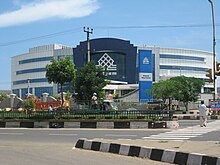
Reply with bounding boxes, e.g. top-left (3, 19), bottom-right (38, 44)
top-left (91, 93), bottom-right (98, 109)
top-left (48, 105), bottom-right (53, 114)
top-left (199, 100), bottom-right (208, 127)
